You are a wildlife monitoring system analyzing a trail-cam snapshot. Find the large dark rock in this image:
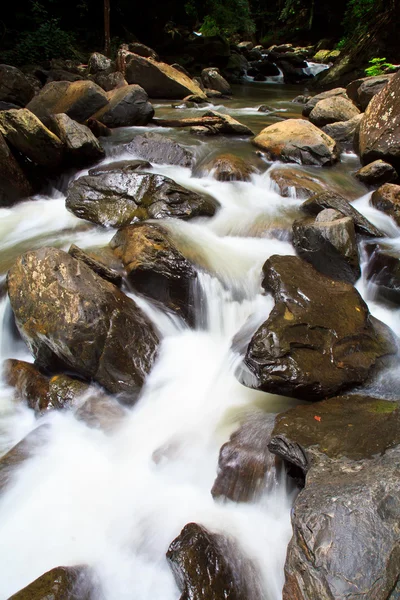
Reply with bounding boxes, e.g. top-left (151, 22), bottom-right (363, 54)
top-left (110, 223), bottom-right (197, 323)
top-left (26, 80), bottom-right (109, 124)
top-left (346, 74), bottom-right (394, 111)
top-left (126, 132), bottom-right (194, 167)
top-left (0, 108), bottom-right (64, 169)
top-left (292, 209), bottom-right (360, 284)
top-left (201, 68), bottom-right (232, 95)
top-left (88, 52), bottom-right (112, 75)
top-left (66, 170), bottom-right (217, 227)
top-left (7, 565), bottom-right (94, 599)
top-left (0, 64), bottom-right (35, 107)
top-left (47, 113), bottom-right (105, 167)
top-left (0, 130), bottom-right (33, 207)
top-left (269, 395), bottom-right (400, 600)
top-left (321, 114), bottom-right (363, 150)
top-left (167, 523), bottom-right (263, 600)
top-left (301, 191), bottom-right (384, 237)
top-left (366, 243), bottom-right (400, 304)
top-left (302, 88), bottom-right (348, 118)
top-left (91, 84), bottom-right (154, 127)
top-left (242, 255), bottom-right (396, 401)
top-left (93, 71), bottom-right (127, 92)
top-left (212, 413), bottom-right (279, 502)
top-left (308, 96), bottom-right (360, 127)
top-left (128, 42), bottom-right (159, 61)
top-left (355, 160), bottom-right (398, 187)
top-left (198, 153), bottom-right (255, 181)
top-left (252, 119), bottom-right (339, 167)
top-left (359, 70), bottom-right (400, 169)
top-left (370, 183), bottom-right (400, 225)
top-left (7, 247), bottom-right (159, 401)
